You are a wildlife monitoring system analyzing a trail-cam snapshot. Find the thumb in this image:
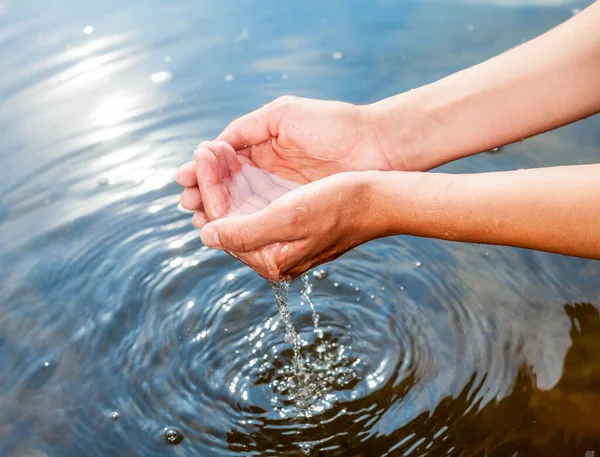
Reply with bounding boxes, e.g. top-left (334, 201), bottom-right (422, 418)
top-left (216, 105), bottom-right (273, 151)
top-left (199, 207), bottom-right (297, 252)
top-left (216, 96), bottom-right (299, 150)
